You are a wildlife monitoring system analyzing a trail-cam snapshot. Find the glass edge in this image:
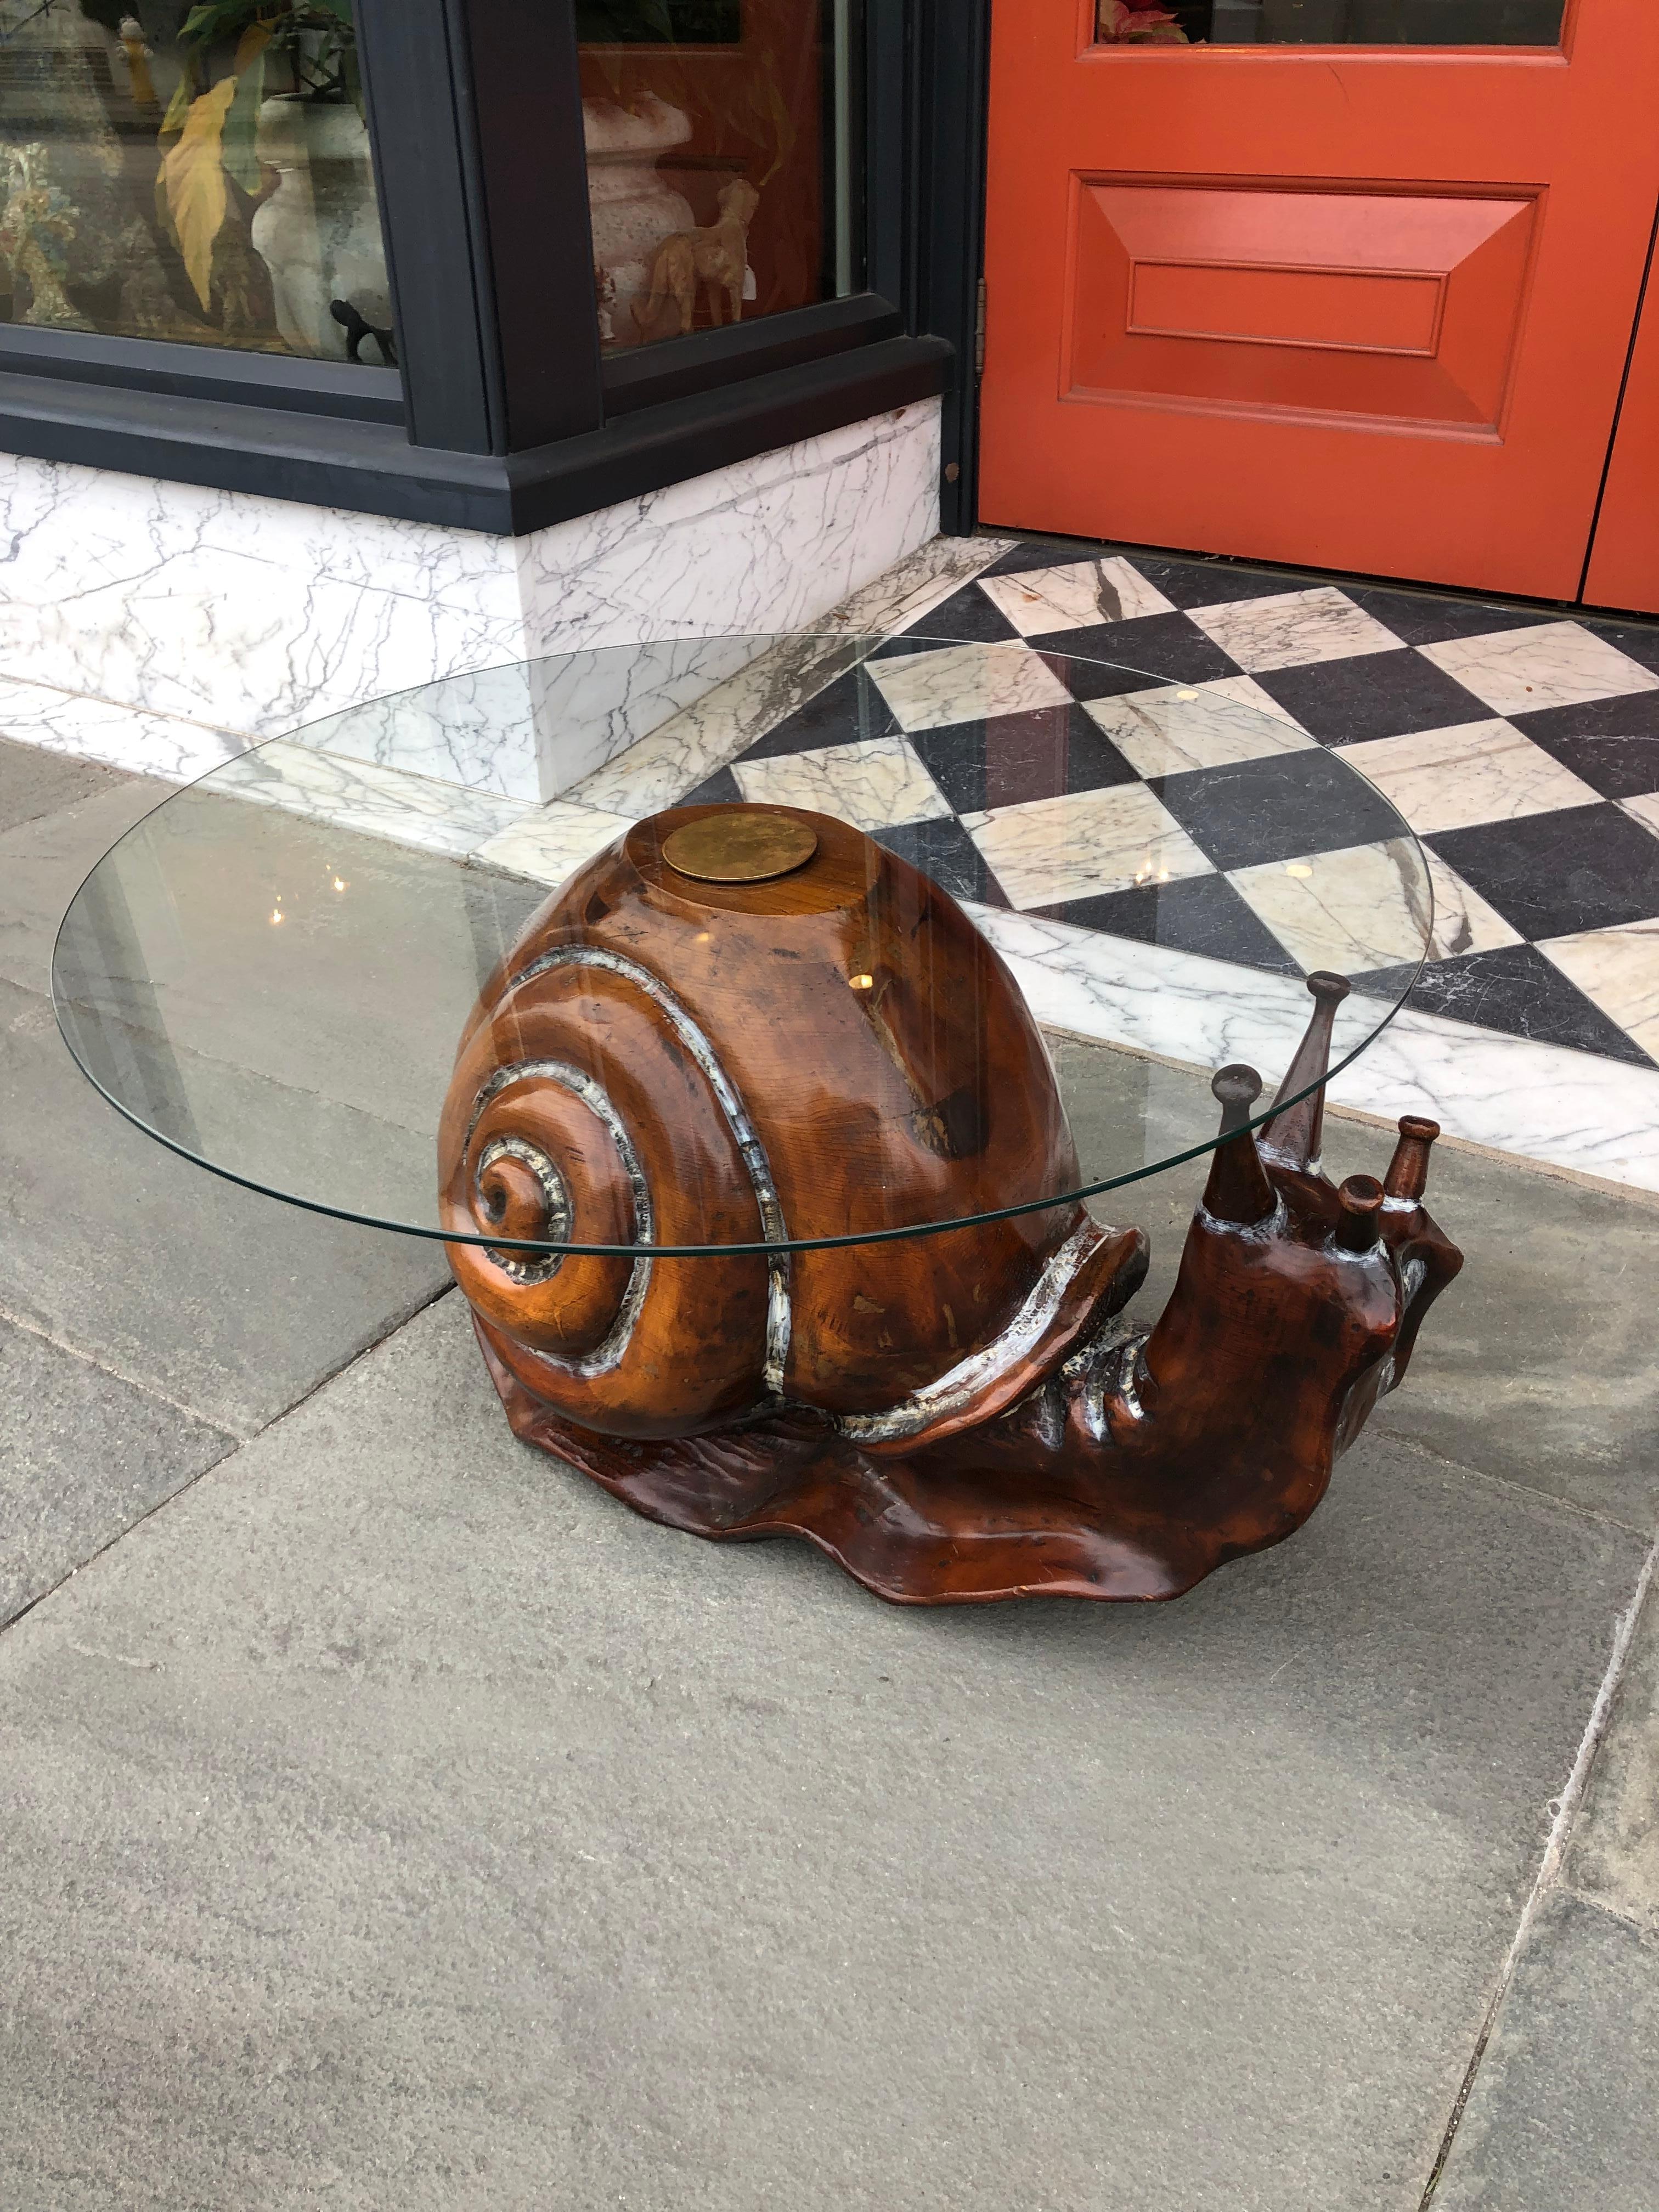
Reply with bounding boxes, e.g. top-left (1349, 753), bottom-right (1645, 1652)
top-left (48, 641), bottom-right (1435, 1259)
